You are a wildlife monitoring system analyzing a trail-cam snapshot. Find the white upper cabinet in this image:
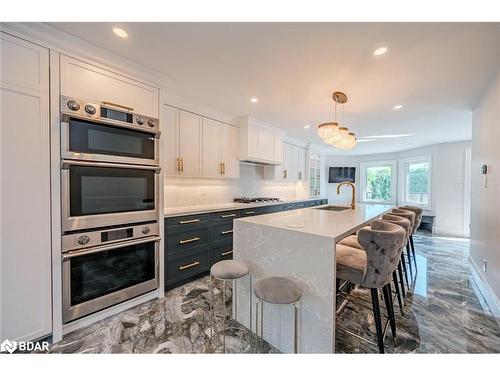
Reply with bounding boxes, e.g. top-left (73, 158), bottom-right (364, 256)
top-left (1, 33), bottom-right (52, 342)
top-left (60, 55), bottom-right (159, 118)
top-left (264, 142), bottom-right (306, 182)
top-left (178, 110), bottom-right (203, 177)
top-left (237, 117), bottom-right (285, 165)
top-left (220, 123), bottom-right (240, 178)
top-left (163, 105), bottom-right (239, 178)
top-left (202, 117), bottom-right (222, 178)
